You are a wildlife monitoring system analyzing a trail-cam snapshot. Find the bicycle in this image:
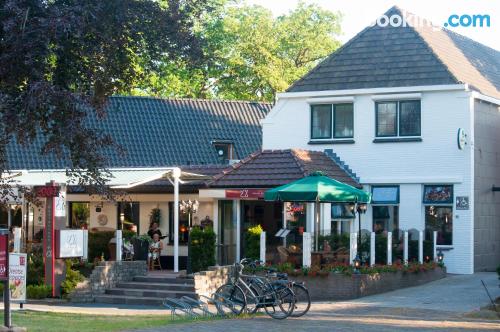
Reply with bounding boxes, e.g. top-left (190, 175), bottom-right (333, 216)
top-left (214, 259), bottom-right (295, 319)
top-left (243, 260), bottom-right (311, 317)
